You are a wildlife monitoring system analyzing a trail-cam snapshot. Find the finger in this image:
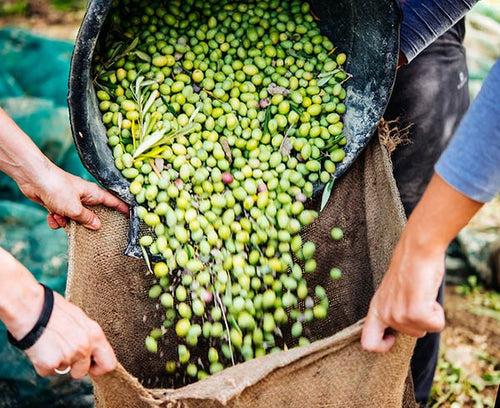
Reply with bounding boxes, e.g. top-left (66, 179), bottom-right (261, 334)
top-left (426, 302), bottom-right (445, 332)
top-left (34, 364), bottom-right (55, 377)
top-left (36, 367), bottom-right (53, 377)
top-left (388, 322), bottom-right (427, 338)
top-left (86, 321), bottom-right (117, 377)
top-left (401, 303), bottom-right (445, 334)
top-left (53, 213), bottom-right (67, 228)
top-left (81, 183), bottom-right (129, 216)
top-left (69, 205), bottom-right (101, 230)
top-left (47, 214), bottom-right (60, 229)
top-left (361, 312), bottom-right (397, 353)
top-left (70, 356), bottom-right (92, 379)
top-left (88, 343), bottom-right (117, 376)
top-left (53, 362), bottom-right (72, 376)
